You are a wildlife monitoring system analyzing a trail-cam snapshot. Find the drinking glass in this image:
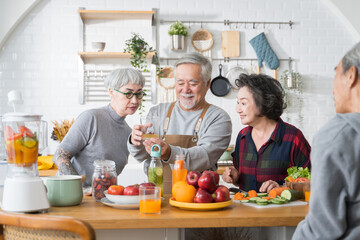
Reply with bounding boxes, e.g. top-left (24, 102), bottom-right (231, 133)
top-left (139, 186), bottom-right (161, 214)
top-left (140, 116), bottom-right (159, 140)
top-left (304, 184), bottom-right (311, 202)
